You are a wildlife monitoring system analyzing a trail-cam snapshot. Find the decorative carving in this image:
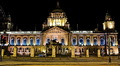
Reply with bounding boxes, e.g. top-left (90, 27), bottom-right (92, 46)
top-left (44, 27), bottom-right (68, 33)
